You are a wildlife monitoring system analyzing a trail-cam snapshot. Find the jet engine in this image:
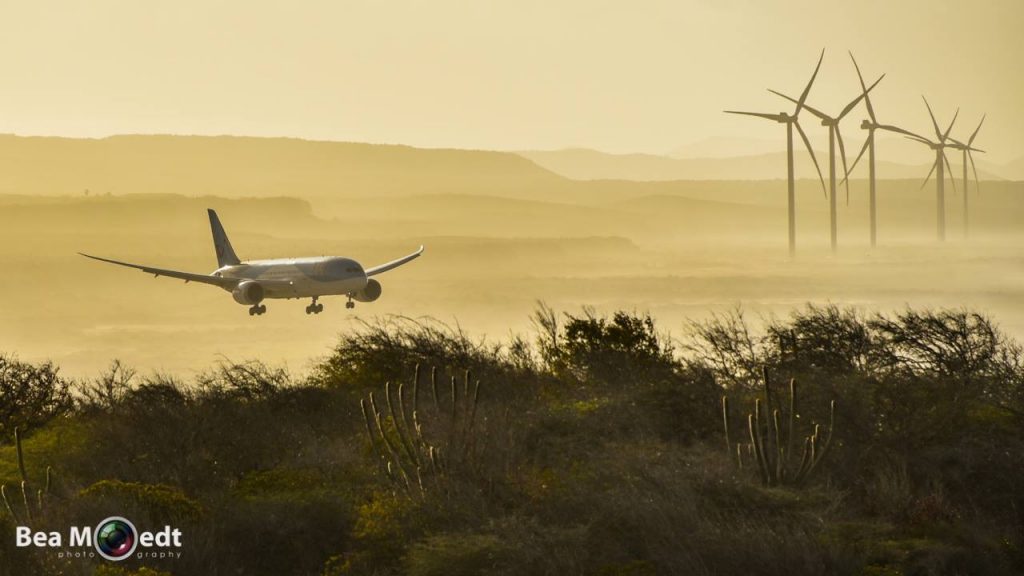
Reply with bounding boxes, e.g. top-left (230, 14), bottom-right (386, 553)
top-left (232, 280), bottom-right (265, 305)
top-left (352, 279), bottom-right (382, 302)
